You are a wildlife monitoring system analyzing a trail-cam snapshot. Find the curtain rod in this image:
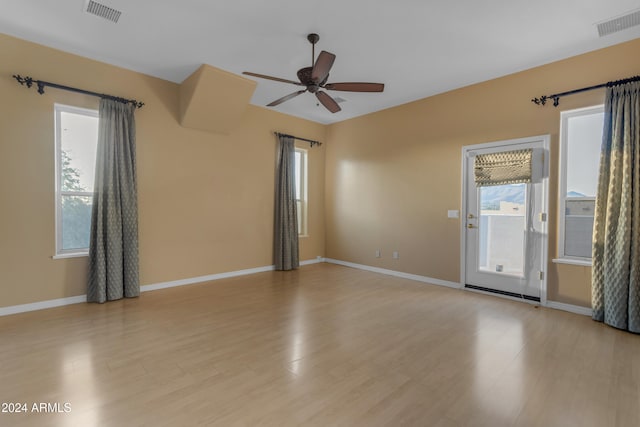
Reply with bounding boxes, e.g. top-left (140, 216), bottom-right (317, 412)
top-left (531, 74), bottom-right (640, 107)
top-left (274, 132), bottom-right (322, 147)
top-left (12, 74), bottom-right (145, 108)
